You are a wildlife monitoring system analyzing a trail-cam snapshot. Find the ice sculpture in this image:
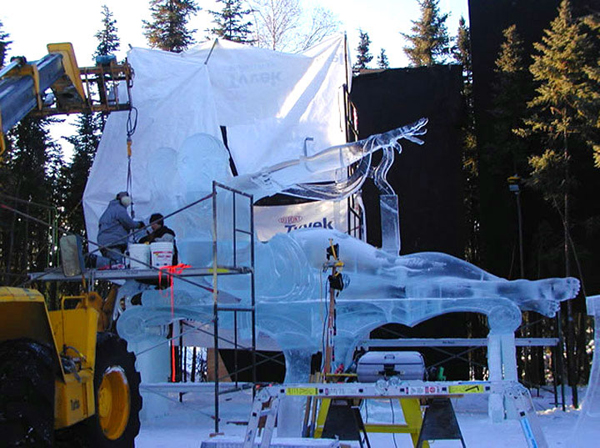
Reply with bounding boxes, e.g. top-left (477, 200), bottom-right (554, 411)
top-left (113, 119), bottom-right (580, 428)
top-left (118, 228), bottom-right (580, 360)
top-left (229, 117), bottom-right (428, 202)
